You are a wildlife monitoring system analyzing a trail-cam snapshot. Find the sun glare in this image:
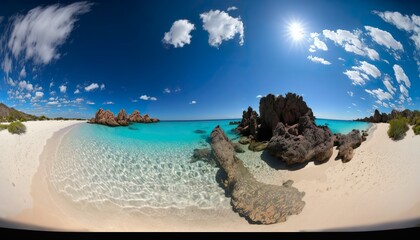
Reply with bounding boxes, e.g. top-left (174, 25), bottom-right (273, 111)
top-left (288, 22), bottom-right (305, 41)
